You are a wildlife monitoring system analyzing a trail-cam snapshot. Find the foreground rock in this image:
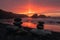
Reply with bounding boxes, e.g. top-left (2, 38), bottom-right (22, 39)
top-left (0, 23), bottom-right (60, 40)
